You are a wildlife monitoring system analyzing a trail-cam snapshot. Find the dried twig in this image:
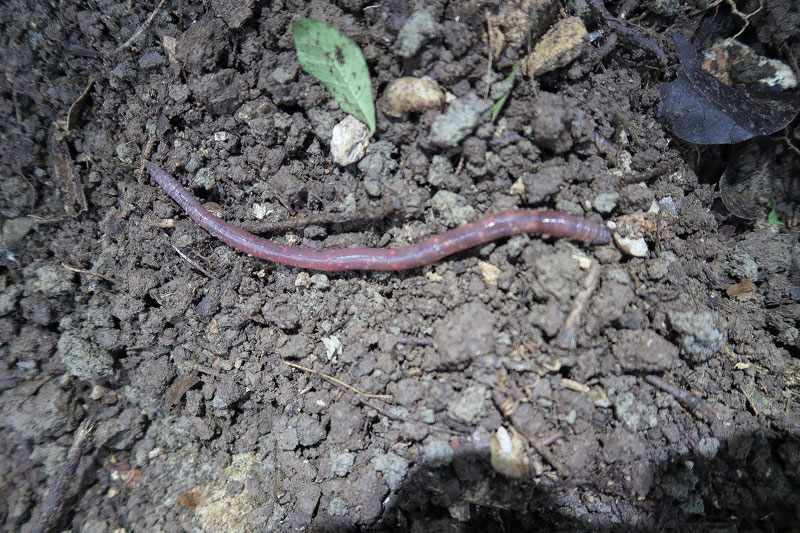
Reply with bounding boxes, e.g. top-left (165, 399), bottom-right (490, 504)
top-left (396, 336), bottom-right (435, 346)
top-left (484, 9), bottom-right (493, 99)
top-left (61, 263), bottom-right (116, 284)
top-left (111, 0), bottom-right (168, 56)
top-left (645, 375), bottom-right (718, 424)
top-left (170, 242), bottom-right (222, 279)
top-left (283, 361), bottom-right (464, 435)
top-left (708, 0), bottom-right (764, 39)
top-left (31, 418), bottom-right (95, 533)
top-left (283, 360), bottom-right (392, 400)
top-left (555, 260), bottom-right (600, 349)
